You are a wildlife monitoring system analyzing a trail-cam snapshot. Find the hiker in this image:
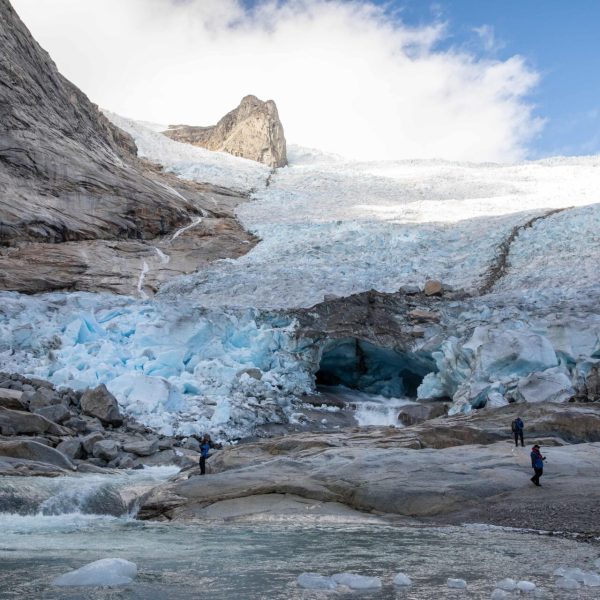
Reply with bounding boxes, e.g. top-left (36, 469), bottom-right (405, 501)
top-left (199, 434), bottom-right (221, 475)
top-left (511, 416), bottom-right (524, 447)
top-left (530, 444), bottom-right (546, 486)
